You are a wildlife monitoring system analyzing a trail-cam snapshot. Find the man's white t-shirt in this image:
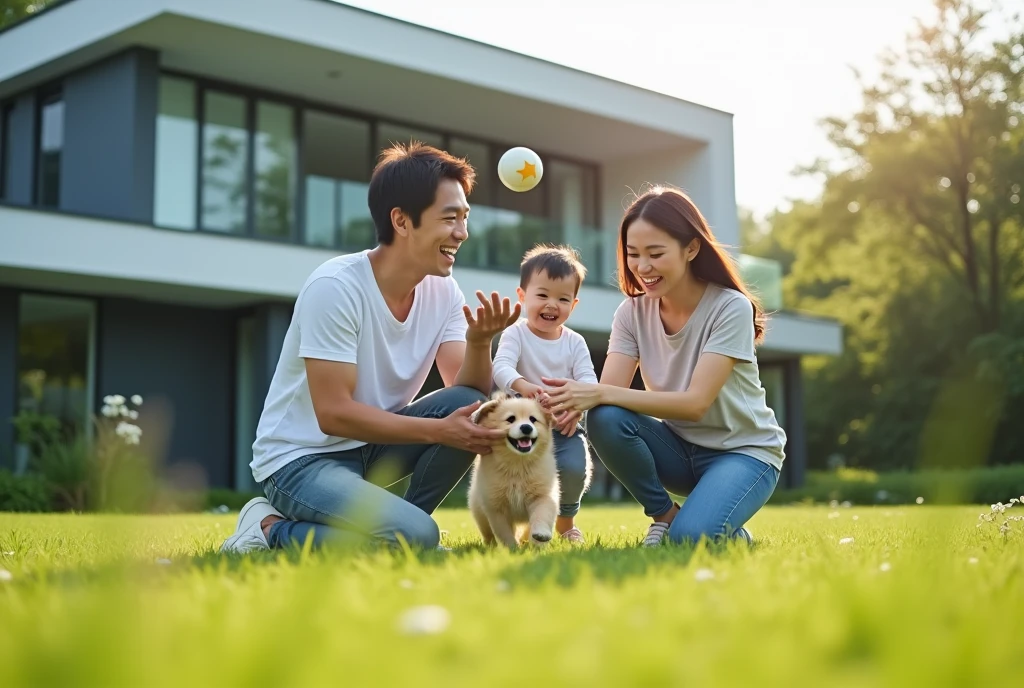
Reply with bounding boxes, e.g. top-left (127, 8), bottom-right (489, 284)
top-left (249, 251), bottom-right (468, 483)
